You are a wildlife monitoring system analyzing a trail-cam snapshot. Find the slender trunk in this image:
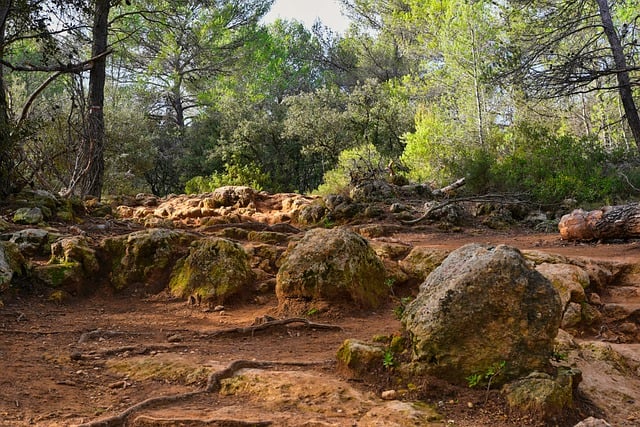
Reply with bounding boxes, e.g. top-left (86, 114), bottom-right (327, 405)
top-left (470, 27), bottom-right (484, 148)
top-left (79, 0), bottom-right (110, 198)
top-left (596, 0), bottom-right (640, 151)
top-left (0, 1), bottom-right (12, 197)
